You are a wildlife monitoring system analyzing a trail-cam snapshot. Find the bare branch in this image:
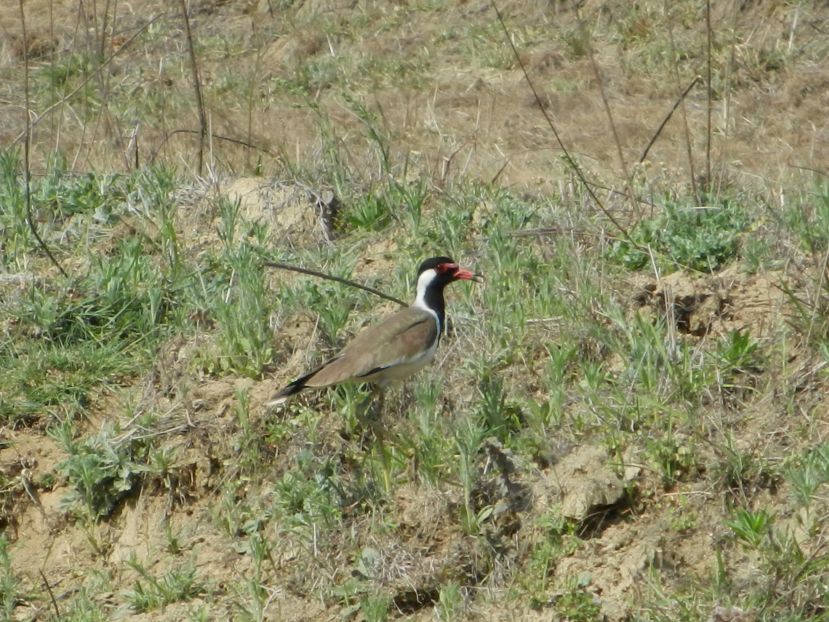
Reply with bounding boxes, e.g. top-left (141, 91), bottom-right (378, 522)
top-left (263, 261), bottom-right (407, 308)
